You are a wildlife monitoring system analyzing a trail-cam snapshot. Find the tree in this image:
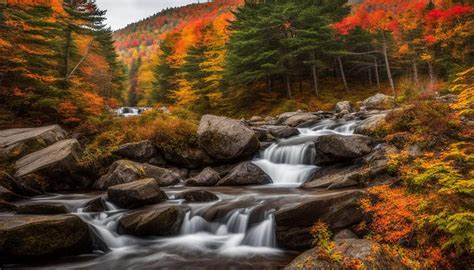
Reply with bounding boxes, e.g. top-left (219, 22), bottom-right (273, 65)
top-left (152, 33), bottom-right (180, 104)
